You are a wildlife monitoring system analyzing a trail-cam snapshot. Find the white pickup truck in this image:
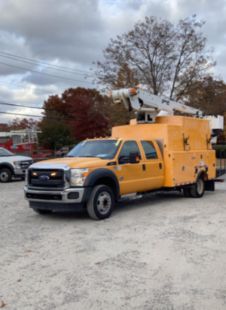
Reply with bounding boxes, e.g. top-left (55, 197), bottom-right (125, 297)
top-left (0, 147), bottom-right (33, 182)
